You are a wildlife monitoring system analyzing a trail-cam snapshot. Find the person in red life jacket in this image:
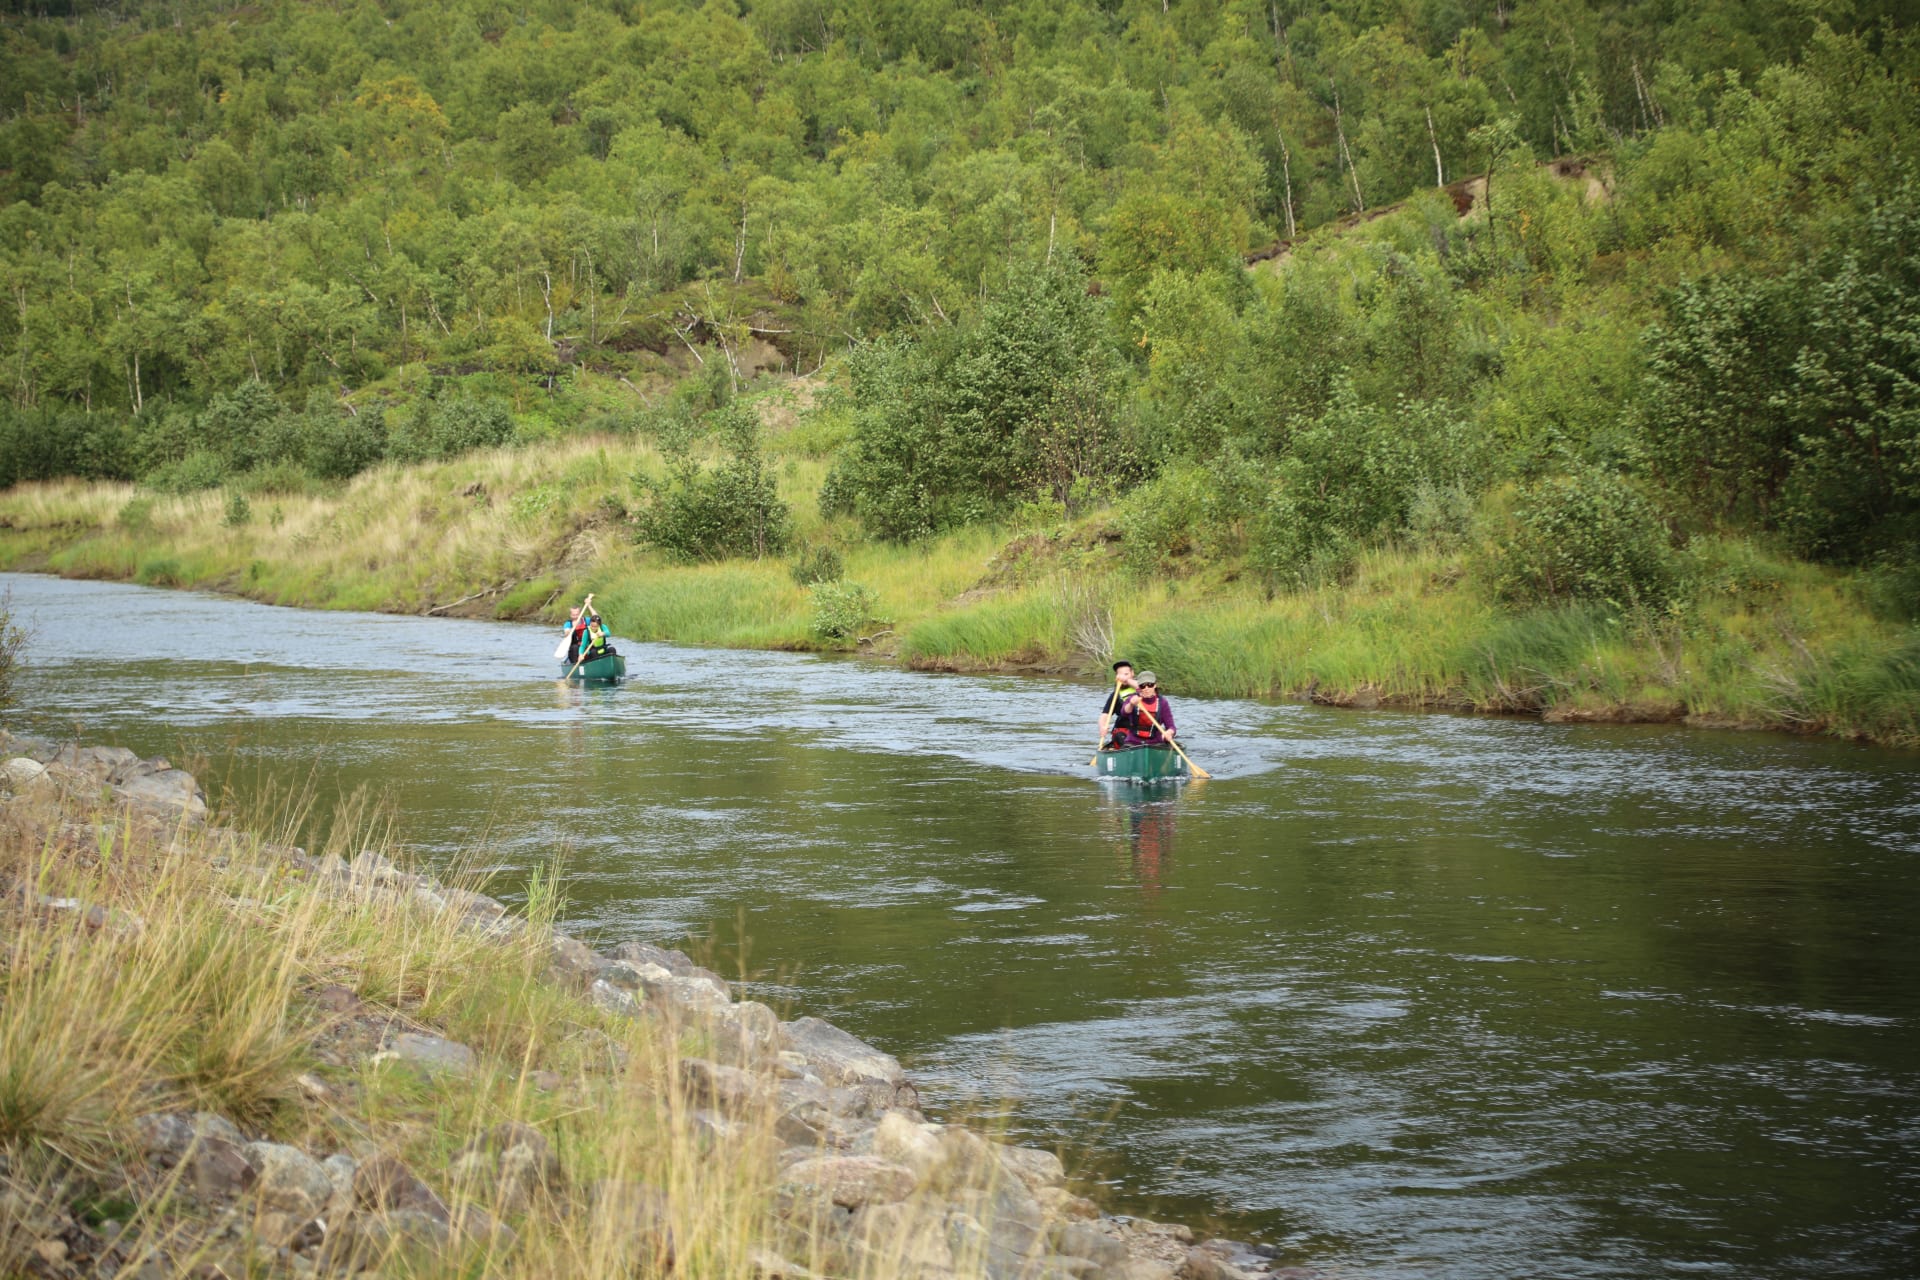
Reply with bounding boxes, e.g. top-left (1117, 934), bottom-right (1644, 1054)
top-left (1118, 672), bottom-right (1176, 746)
top-left (1100, 660), bottom-right (1138, 748)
